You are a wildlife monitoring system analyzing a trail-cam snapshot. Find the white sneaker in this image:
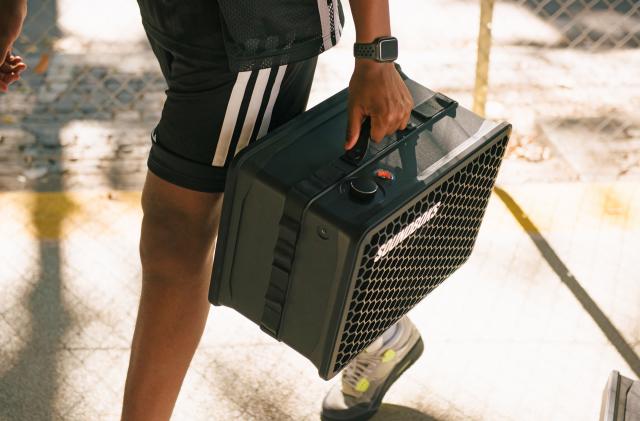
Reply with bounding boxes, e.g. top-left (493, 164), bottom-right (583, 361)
top-left (321, 316), bottom-right (423, 420)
